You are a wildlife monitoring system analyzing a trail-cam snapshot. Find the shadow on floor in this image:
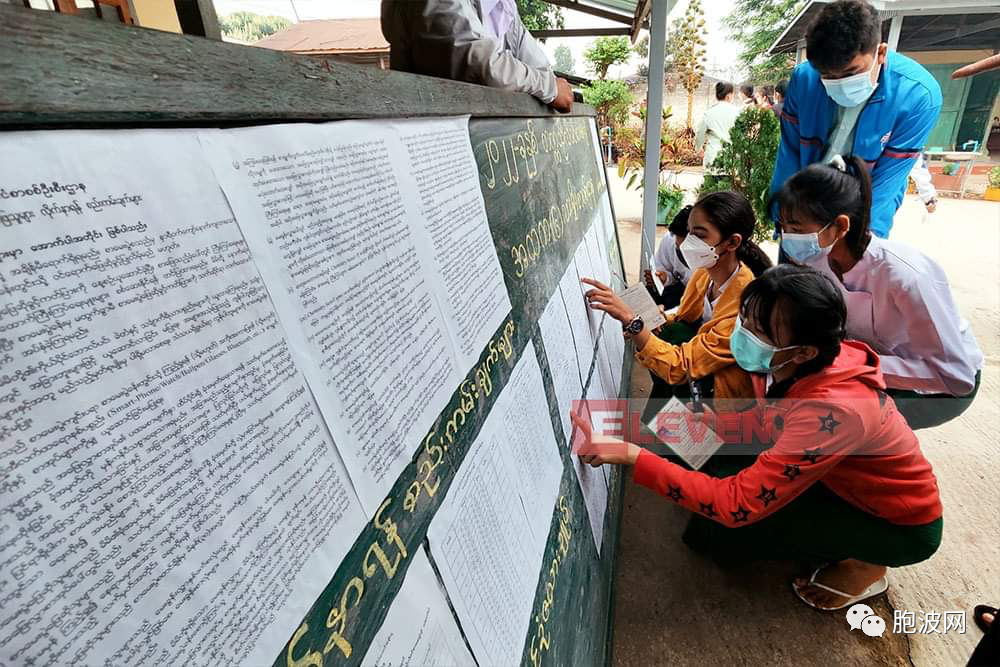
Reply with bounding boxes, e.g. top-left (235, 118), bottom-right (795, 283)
top-left (611, 362), bottom-right (913, 666)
